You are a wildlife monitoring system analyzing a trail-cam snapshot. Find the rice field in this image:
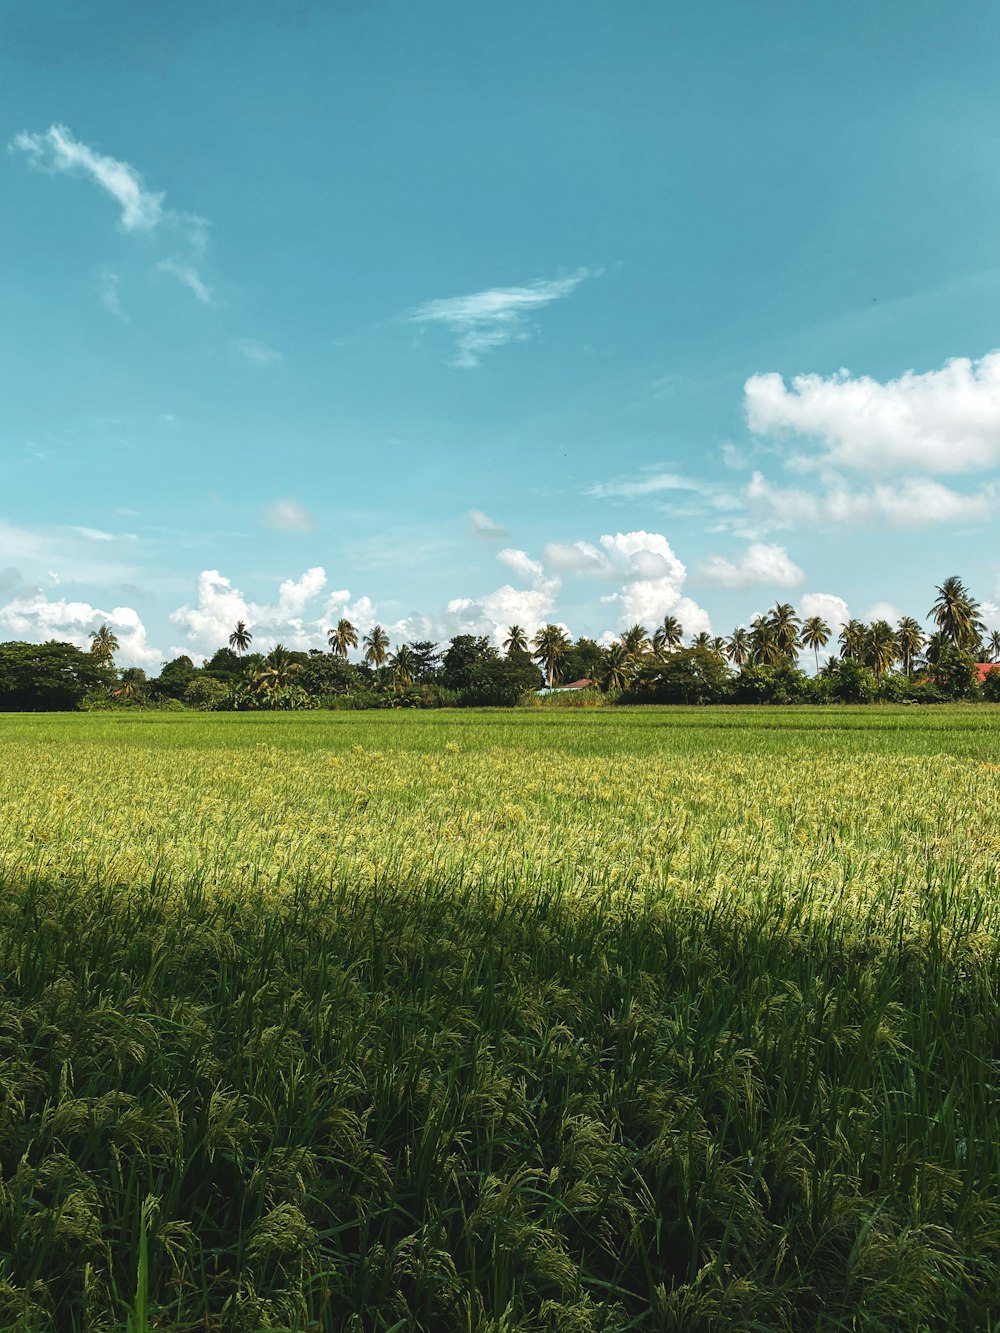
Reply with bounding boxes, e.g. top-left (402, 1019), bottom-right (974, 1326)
top-left (2, 706), bottom-right (1000, 1330)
